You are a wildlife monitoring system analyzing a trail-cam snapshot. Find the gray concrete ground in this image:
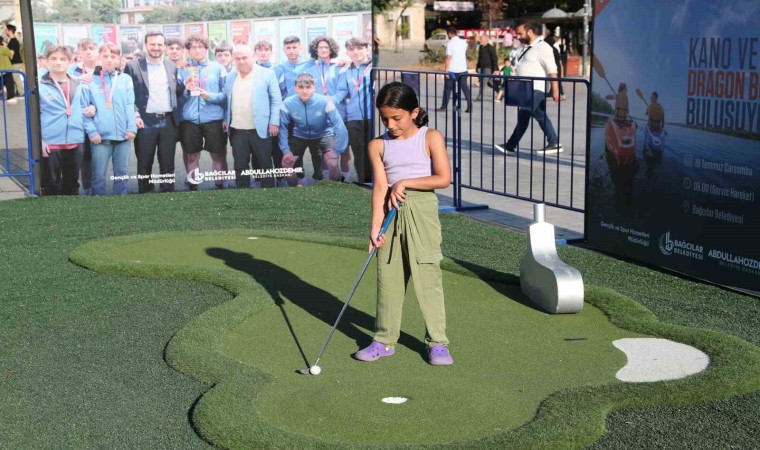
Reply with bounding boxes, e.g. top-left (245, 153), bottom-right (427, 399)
top-left (0, 50), bottom-right (586, 240)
